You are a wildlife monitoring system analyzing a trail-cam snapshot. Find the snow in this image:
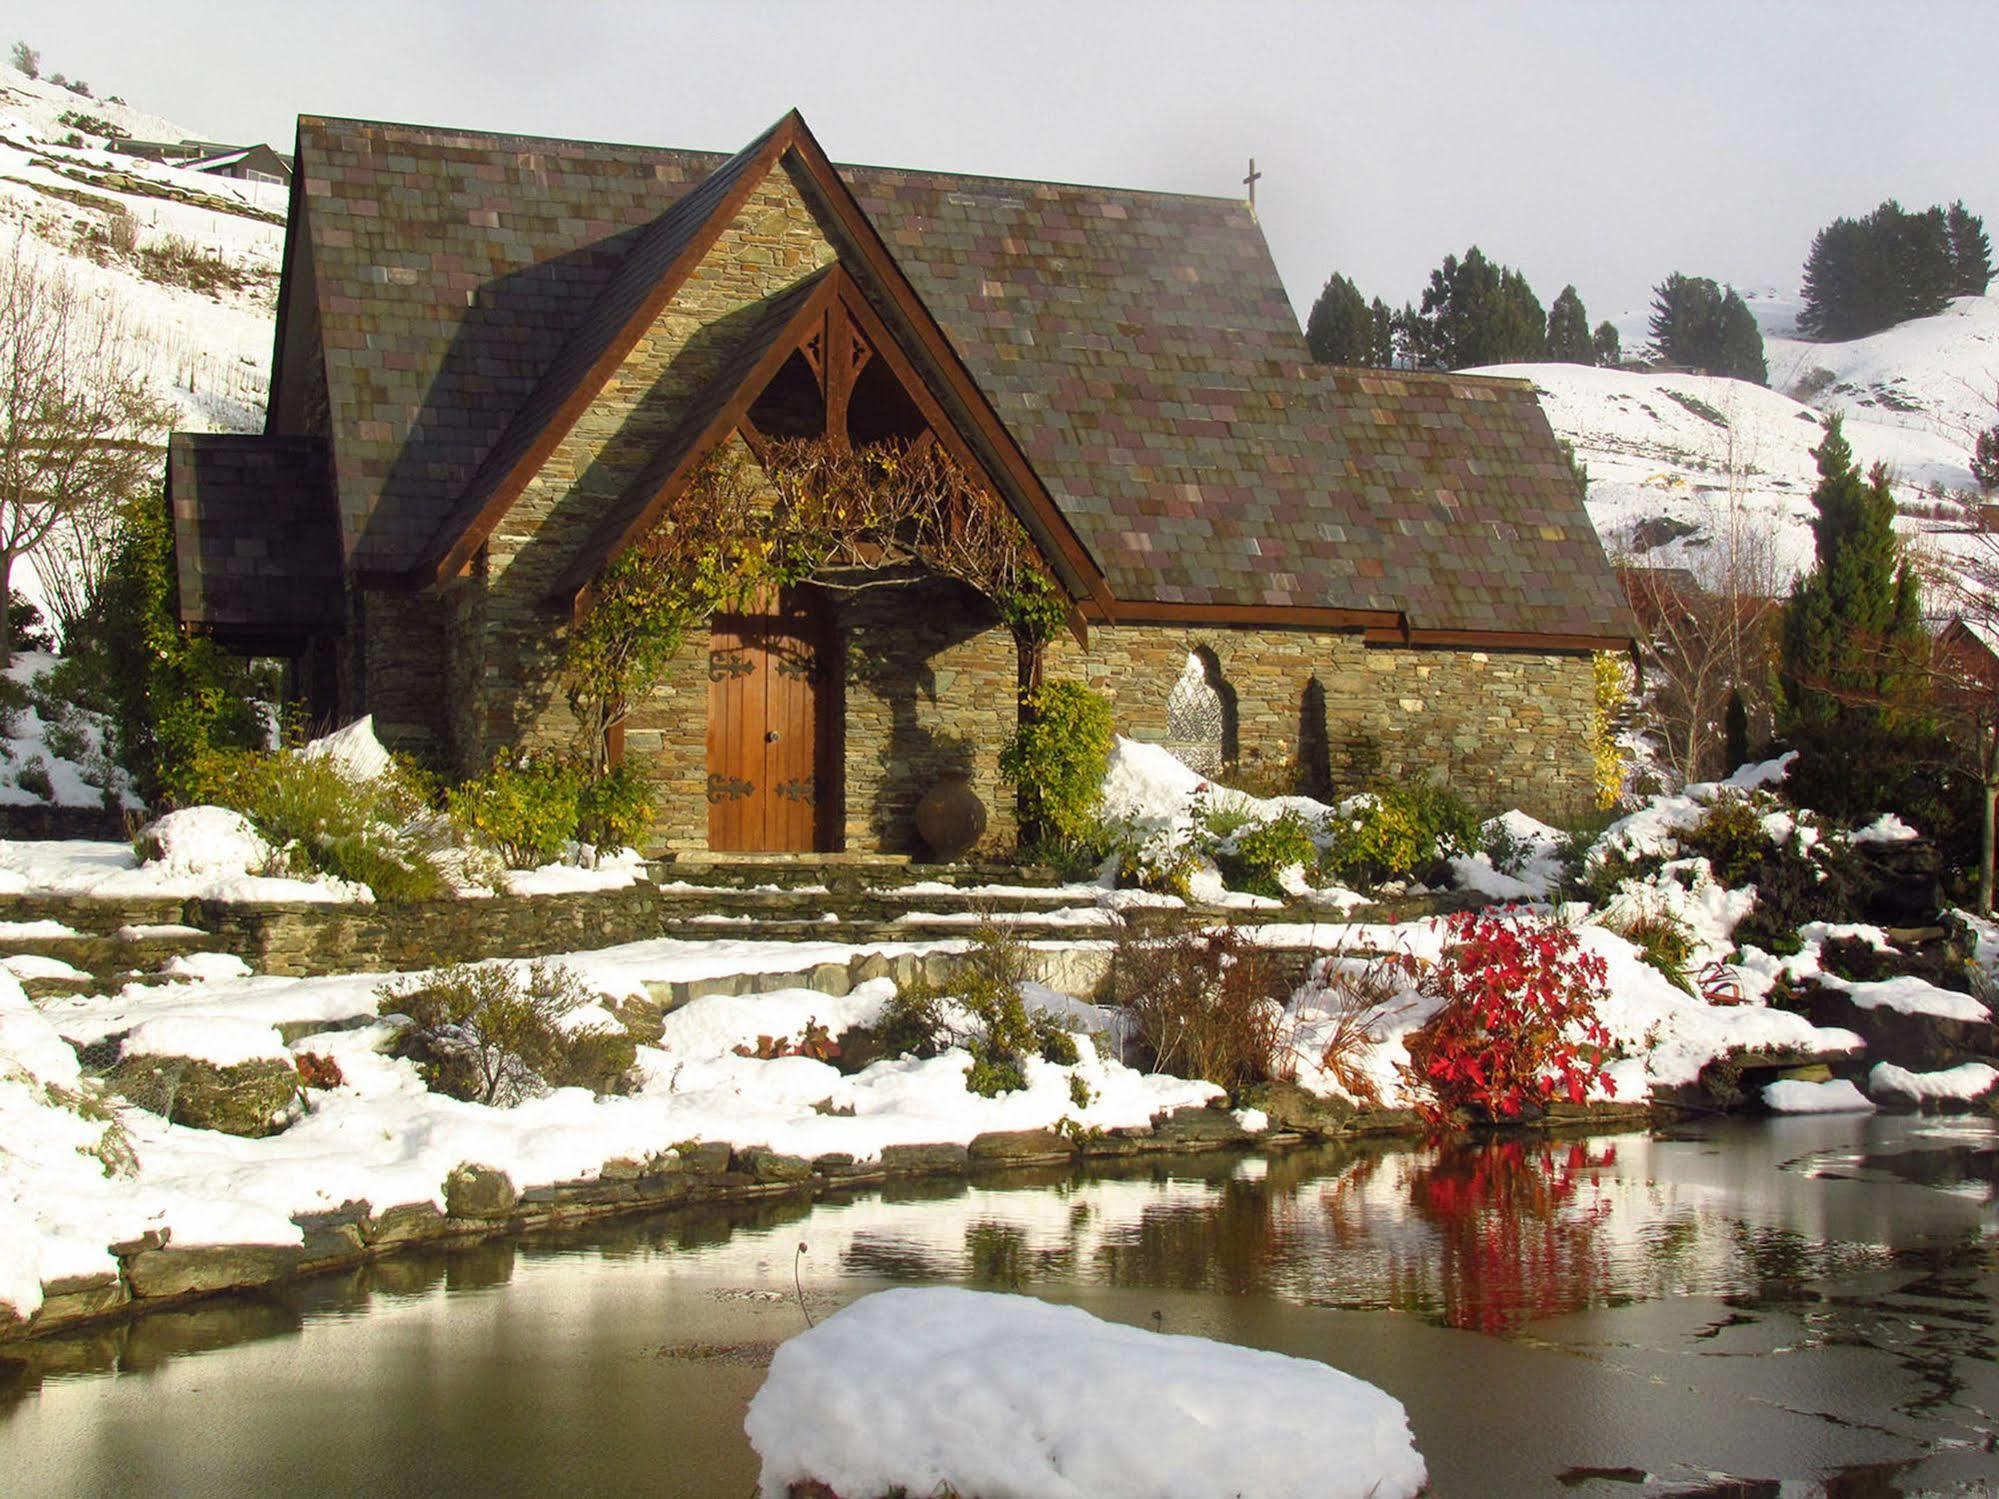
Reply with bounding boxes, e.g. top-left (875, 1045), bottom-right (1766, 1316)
top-left (141, 805), bottom-right (268, 874)
top-left (121, 1015), bottom-right (290, 1068)
top-left (743, 1287), bottom-right (1426, 1499)
top-left (1869, 1061), bottom-right (1999, 1104)
top-left (0, 653), bottom-right (139, 808)
top-left (1852, 813), bottom-right (1921, 845)
top-left (1762, 1078), bottom-right (1877, 1114)
top-left (499, 847), bottom-right (648, 896)
top-left (1820, 973), bottom-right (1991, 1023)
top-left (299, 716), bottom-right (395, 784)
top-left (160, 951), bottom-right (252, 982)
top-left (0, 832), bottom-right (371, 903)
